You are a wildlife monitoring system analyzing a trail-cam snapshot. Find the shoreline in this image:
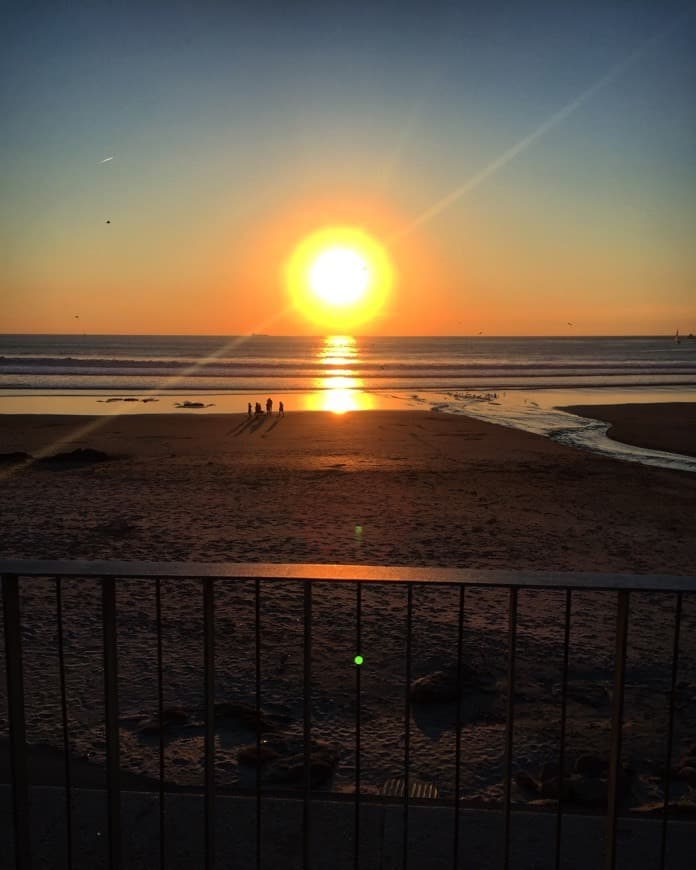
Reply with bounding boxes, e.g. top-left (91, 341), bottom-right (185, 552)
top-left (0, 400), bottom-right (694, 459)
top-left (561, 402), bottom-right (696, 459)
